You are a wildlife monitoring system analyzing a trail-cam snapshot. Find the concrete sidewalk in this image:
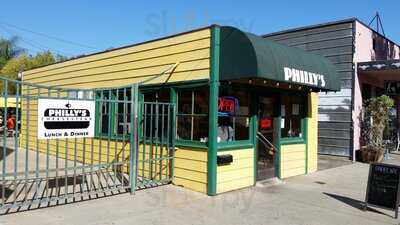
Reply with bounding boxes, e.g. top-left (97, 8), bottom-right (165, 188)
top-left (0, 162), bottom-right (398, 225)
